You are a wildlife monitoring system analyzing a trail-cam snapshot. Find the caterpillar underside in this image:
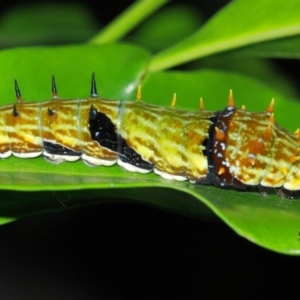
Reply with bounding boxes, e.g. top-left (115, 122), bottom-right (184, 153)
top-left (1, 74), bottom-right (300, 198)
